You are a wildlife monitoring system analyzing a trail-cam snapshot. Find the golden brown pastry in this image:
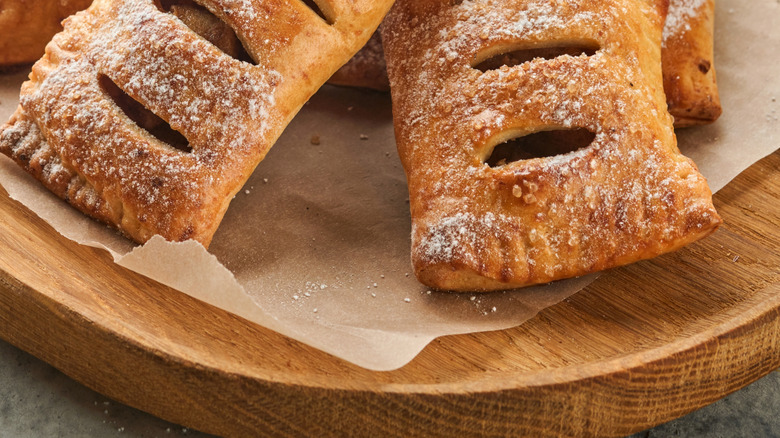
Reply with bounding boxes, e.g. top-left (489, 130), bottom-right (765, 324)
top-left (329, 3), bottom-right (723, 128)
top-left (0, 0), bottom-right (393, 247)
top-left (0, 0), bottom-right (92, 67)
top-left (662, 0), bottom-right (722, 126)
top-left (328, 30), bottom-right (389, 92)
top-left (166, 1), bottom-right (252, 63)
top-left (382, 0), bottom-right (721, 291)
